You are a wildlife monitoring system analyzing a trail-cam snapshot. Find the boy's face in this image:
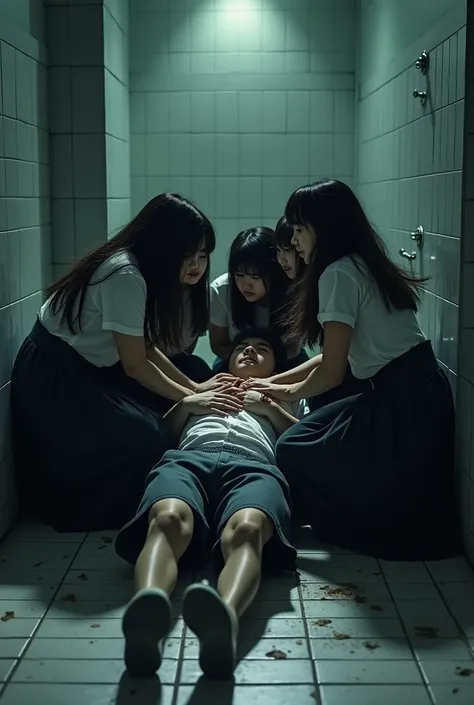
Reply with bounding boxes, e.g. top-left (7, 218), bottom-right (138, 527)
top-left (229, 337), bottom-right (276, 379)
